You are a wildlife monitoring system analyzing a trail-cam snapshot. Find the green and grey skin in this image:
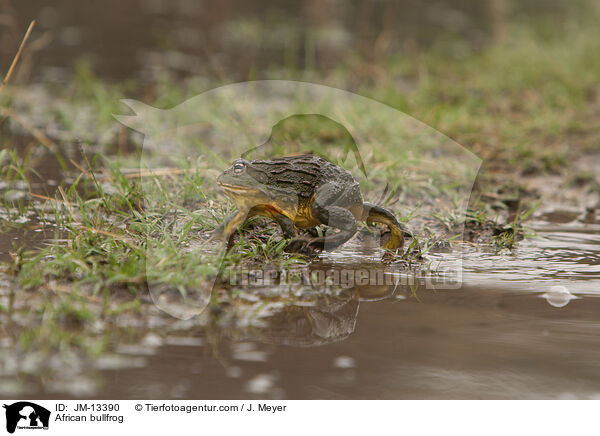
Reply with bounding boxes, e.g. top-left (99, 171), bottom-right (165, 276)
top-left (213, 155), bottom-right (409, 252)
